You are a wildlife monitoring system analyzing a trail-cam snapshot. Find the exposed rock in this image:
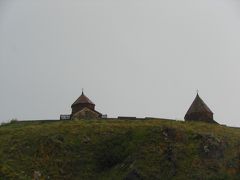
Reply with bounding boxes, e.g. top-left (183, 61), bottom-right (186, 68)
top-left (164, 145), bottom-right (177, 176)
top-left (33, 171), bottom-right (41, 180)
top-left (162, 127), bottom-right (176, 141)
top-left (124, 169), bottom-right (142, 180)
top-left (199, 134), bottom-right (226, 159)
top-left (82, 136), bottom-right (91, 144)
top-left (56, 135), bottom-right (64, 143)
